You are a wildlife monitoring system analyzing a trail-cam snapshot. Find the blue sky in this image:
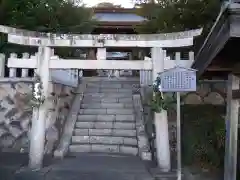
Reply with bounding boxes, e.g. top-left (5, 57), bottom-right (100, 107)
top-left (83, 0), bottom-right (134, 8)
